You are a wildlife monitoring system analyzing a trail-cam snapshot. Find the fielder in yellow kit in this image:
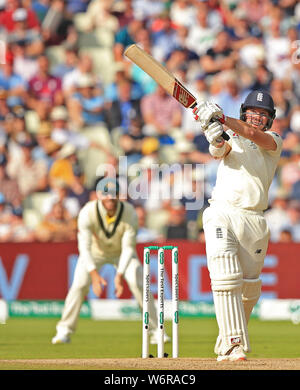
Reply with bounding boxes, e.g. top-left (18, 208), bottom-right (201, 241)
top-left (52, 177), bottom-right (169, 345)
top-left (193, 90), bottom-right (282, 361)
